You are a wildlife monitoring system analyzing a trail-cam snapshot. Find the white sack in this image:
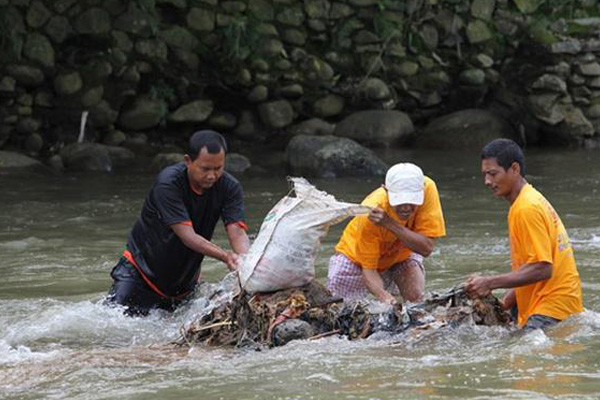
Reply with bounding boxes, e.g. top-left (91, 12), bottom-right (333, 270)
top-left (239, 177), bottom-right (370, 294)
